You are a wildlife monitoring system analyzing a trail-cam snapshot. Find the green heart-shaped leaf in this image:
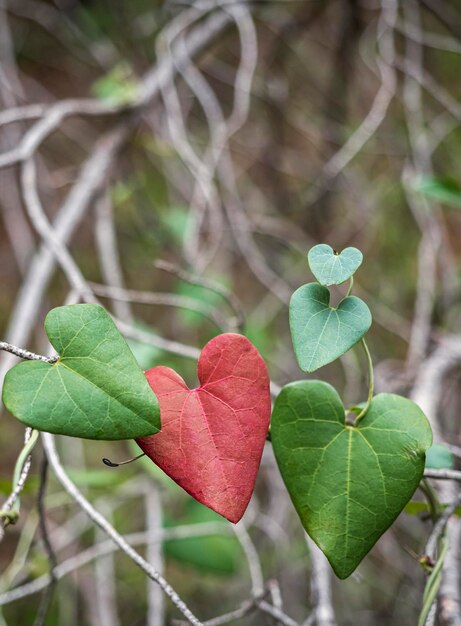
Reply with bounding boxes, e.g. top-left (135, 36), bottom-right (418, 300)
top-left (271, 380), bottom-right (432, 579)
top-left (289, 283), bottom-right (372, 372)
top-left (2, 304), bottom-right (160, 440)
top-left (308, 244), bottom-right (363, 286)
